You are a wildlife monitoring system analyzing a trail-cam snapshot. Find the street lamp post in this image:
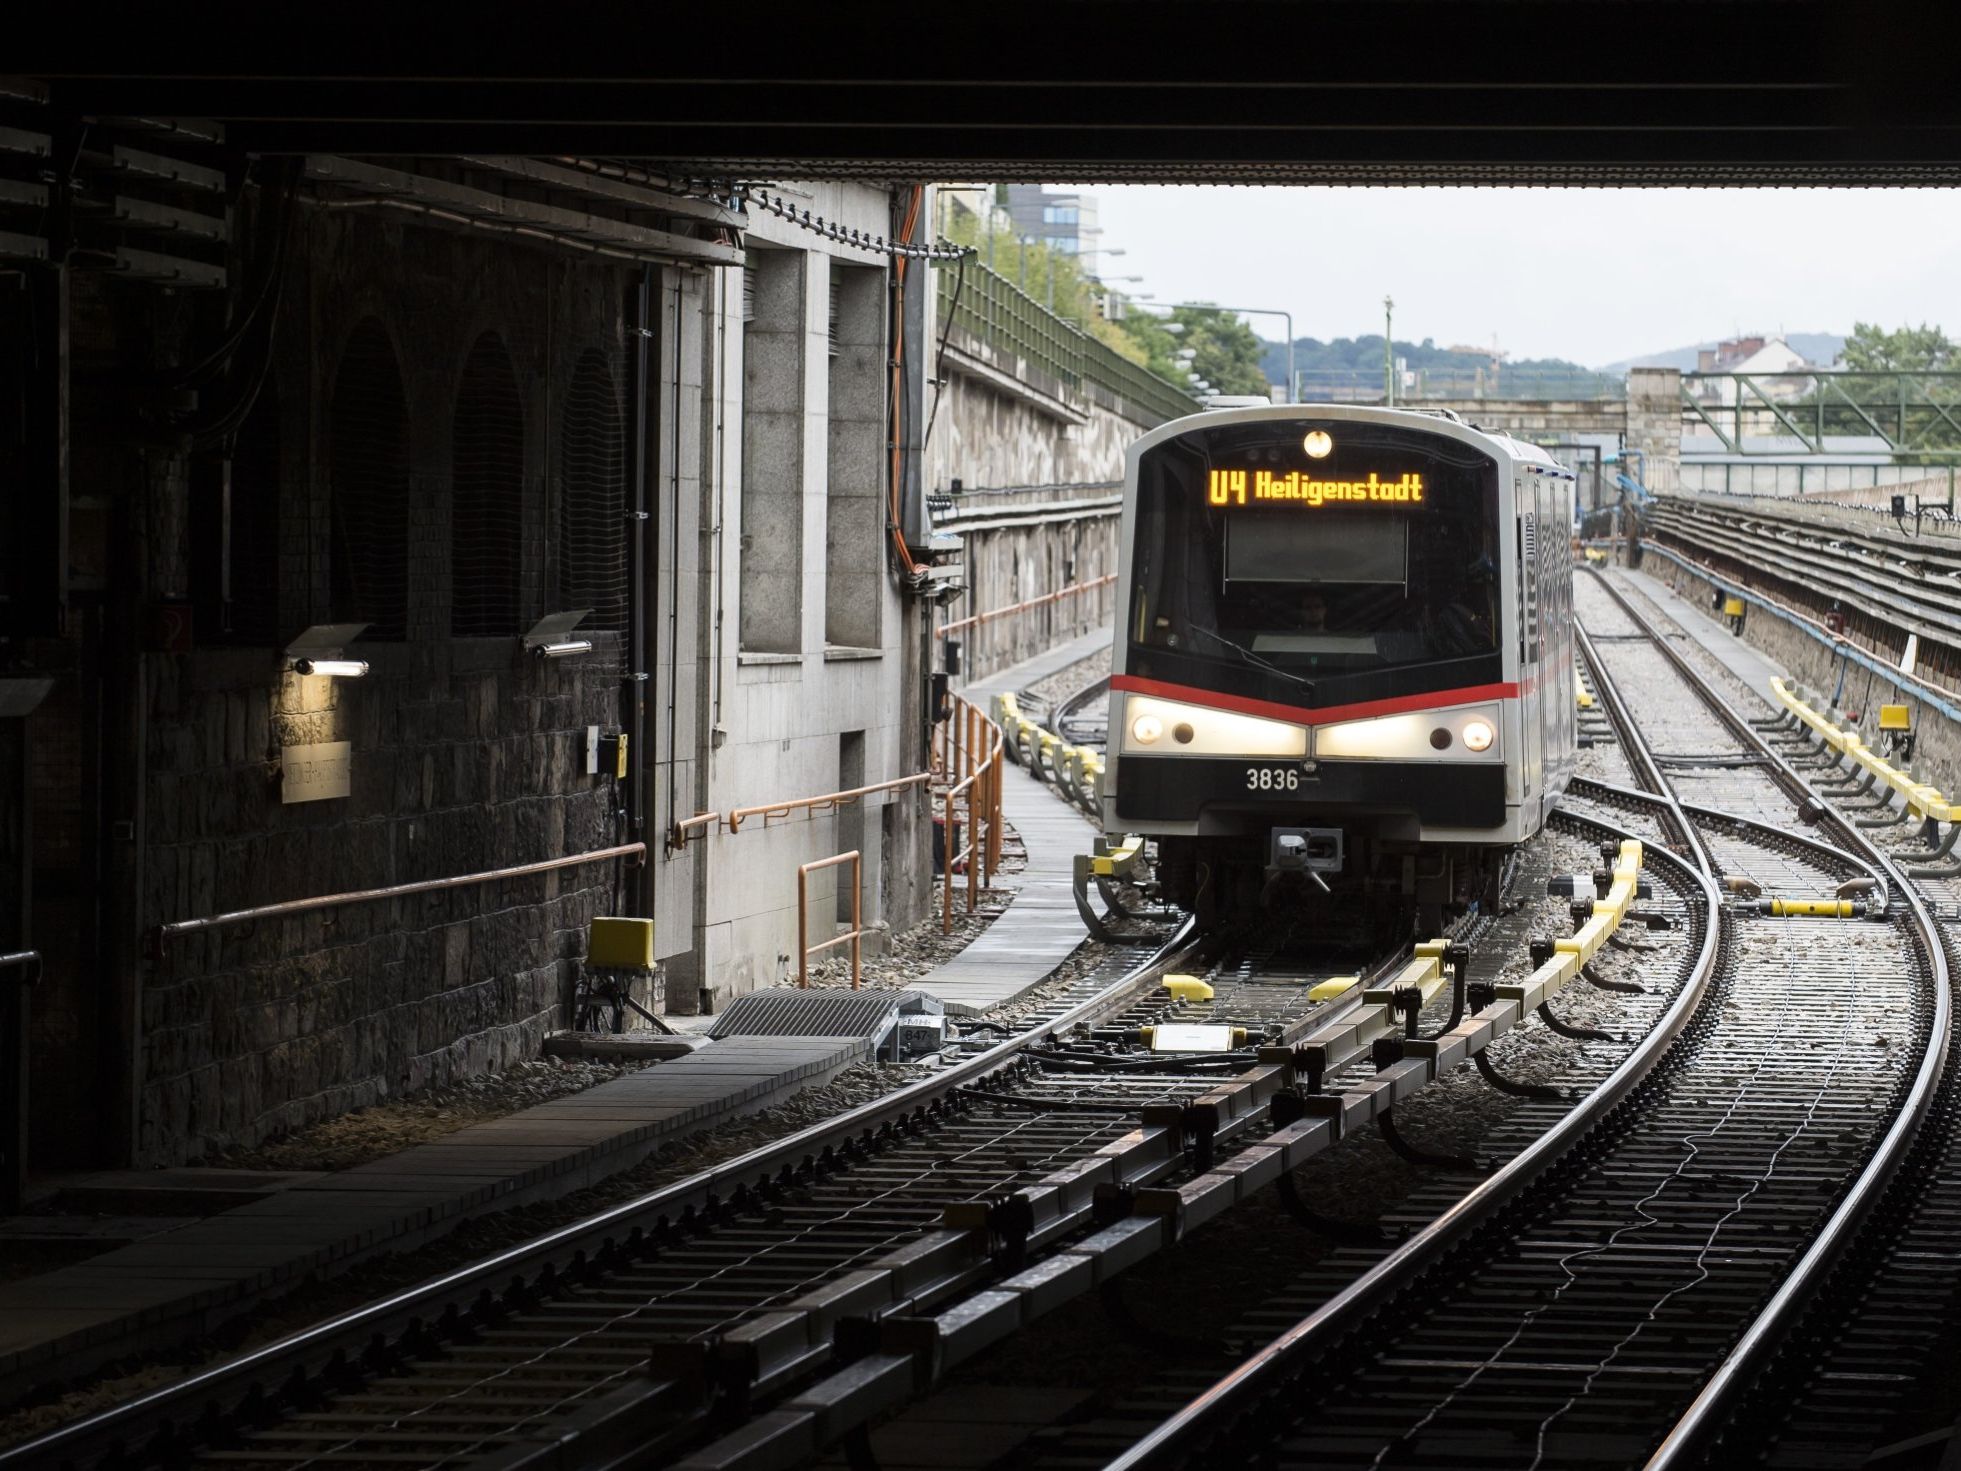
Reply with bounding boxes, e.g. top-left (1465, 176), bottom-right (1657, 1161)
top-left (1383, 295), bottom-right (1395, 407)
top-left (1135, 300), bottom-right (1294, 403)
